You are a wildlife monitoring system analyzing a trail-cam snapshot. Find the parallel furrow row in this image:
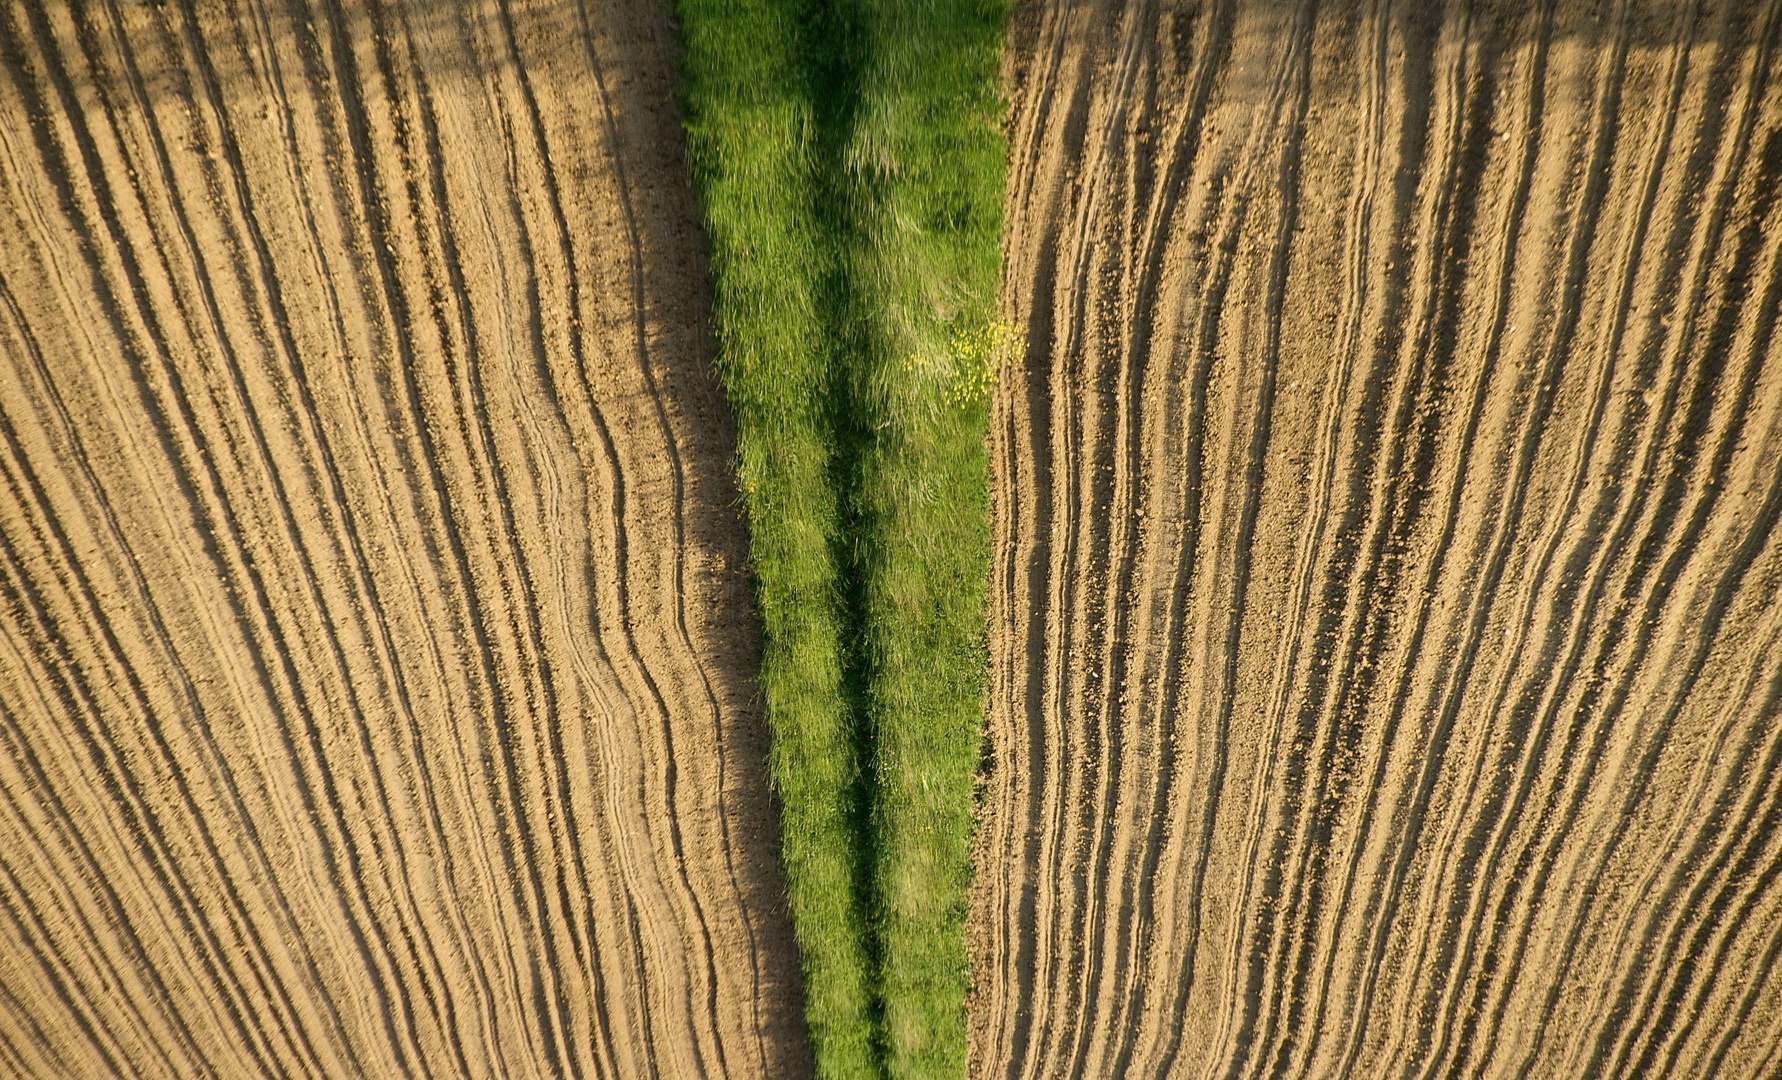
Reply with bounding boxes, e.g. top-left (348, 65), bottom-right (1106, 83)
top-left (972, 2), bottom-right (1782, 1078)
top-left (0, 1), bottom-right (806, 1077)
